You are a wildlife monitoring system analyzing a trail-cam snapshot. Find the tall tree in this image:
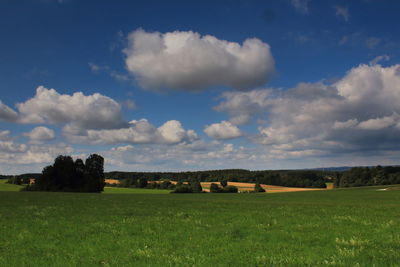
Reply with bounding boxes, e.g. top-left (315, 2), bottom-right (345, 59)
top-left (84, 154), bottom-right (105, 192)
